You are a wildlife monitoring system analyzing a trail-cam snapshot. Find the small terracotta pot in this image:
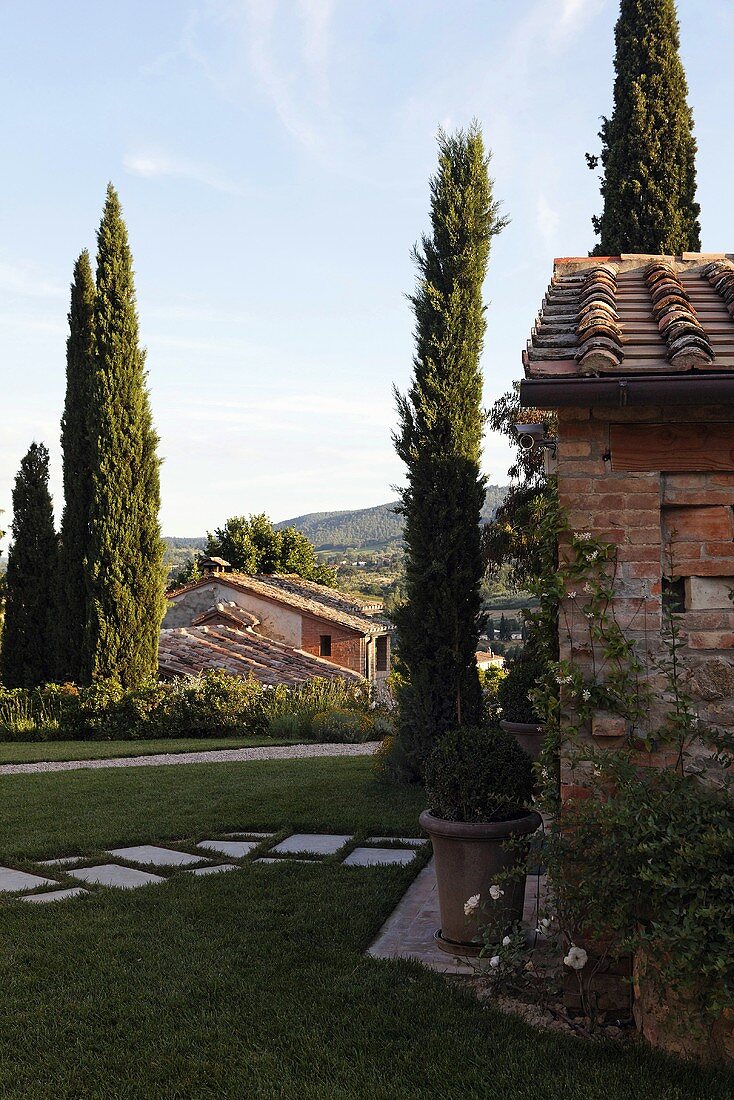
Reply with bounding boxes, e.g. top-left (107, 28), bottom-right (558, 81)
top-left (499, 719), bottom-right (545, 762)
top-left (419, 808), bottom-right (542, 957)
